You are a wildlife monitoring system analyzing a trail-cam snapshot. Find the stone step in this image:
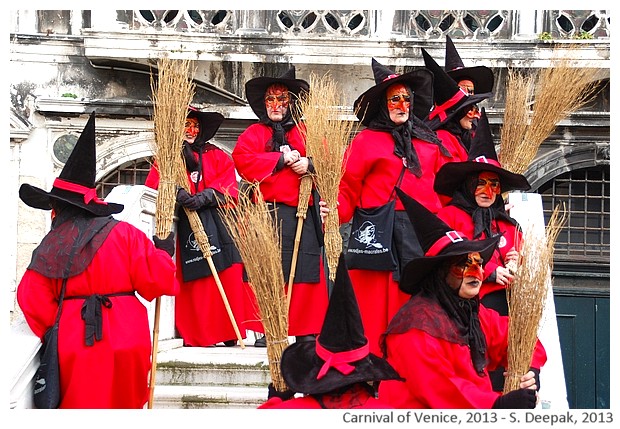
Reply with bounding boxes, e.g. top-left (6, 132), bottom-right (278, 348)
top-left (152, 337), bottom-right (275, 409)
